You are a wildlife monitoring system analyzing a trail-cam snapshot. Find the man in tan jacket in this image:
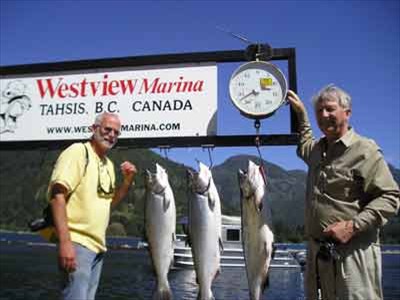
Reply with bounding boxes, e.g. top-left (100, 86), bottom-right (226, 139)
top-left (287, 85), bottom-right (399, 300)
